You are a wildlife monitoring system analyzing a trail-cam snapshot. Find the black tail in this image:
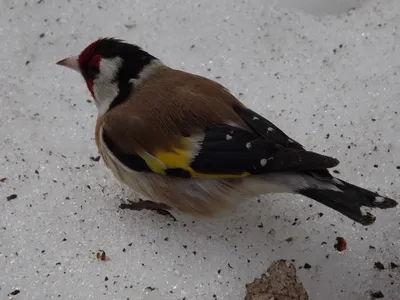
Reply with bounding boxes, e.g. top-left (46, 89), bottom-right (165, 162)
top-left (298, 176), bottom-right (397, 225)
